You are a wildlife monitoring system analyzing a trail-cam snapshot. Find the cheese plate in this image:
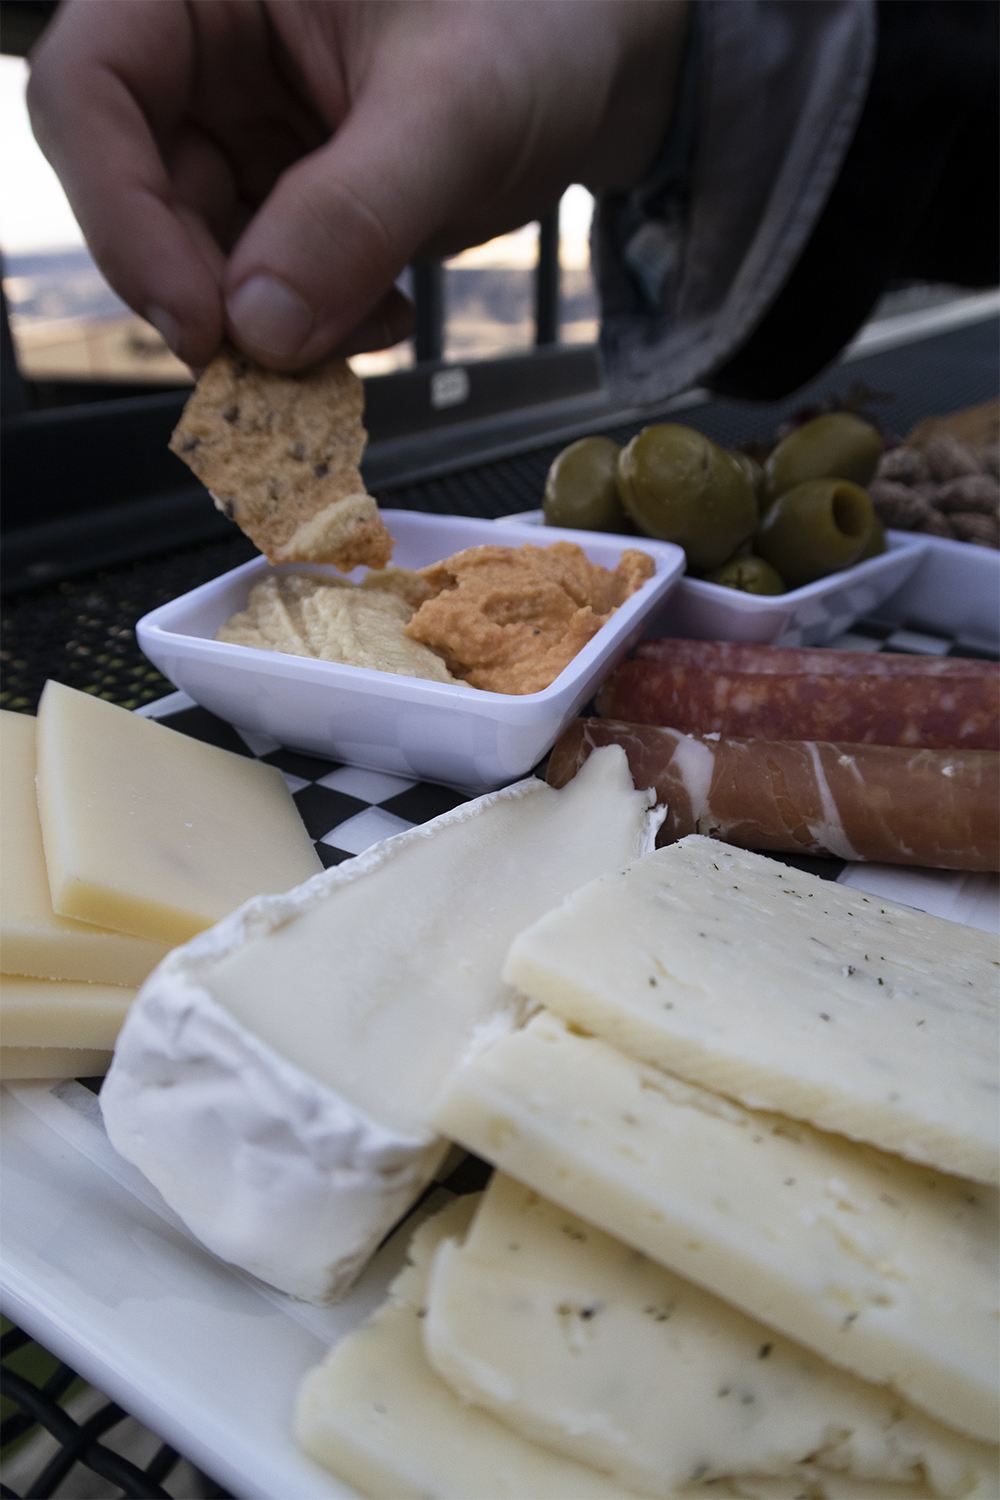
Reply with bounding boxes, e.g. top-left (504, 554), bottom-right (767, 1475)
top-left (1, 659), bottom-right (997, 1500)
